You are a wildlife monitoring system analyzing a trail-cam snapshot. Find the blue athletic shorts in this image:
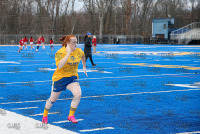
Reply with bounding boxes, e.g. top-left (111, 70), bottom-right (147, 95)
top-left (52, 76), bottom-right (78, 92)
